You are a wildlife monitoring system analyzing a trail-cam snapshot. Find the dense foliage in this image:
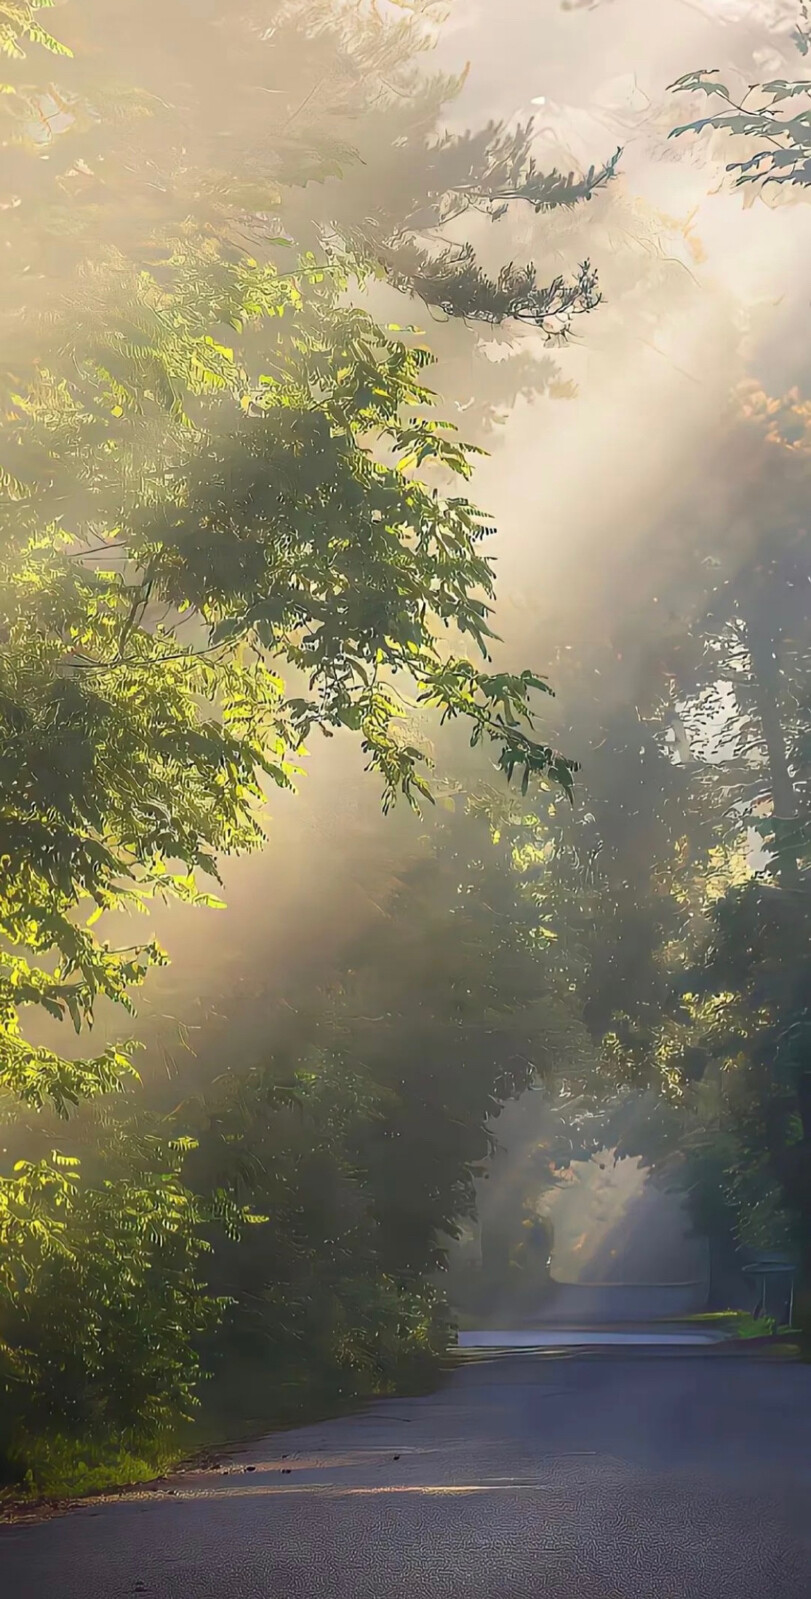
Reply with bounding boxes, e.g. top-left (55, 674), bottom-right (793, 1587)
top-left (404, 24), bottom-right (811, 1340)
top-left (512, 375), bottom-right (811, 1313)
top-left (0, 0), bottom-right (614, 1488)
top-left (513, 34), bottom-right (811, 1331)
top-left (615, 44), bottom-right (811, 1322)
